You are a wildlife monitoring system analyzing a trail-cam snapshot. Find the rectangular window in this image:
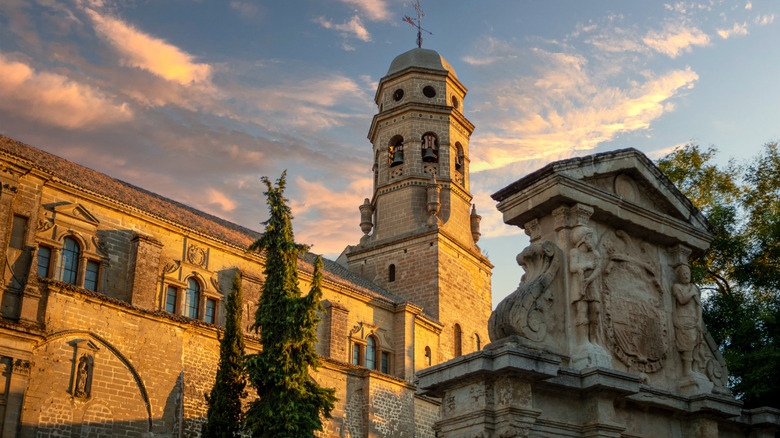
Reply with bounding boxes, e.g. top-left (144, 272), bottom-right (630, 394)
top-left (37, 246), bottom-right (51, 278)
top-left (84, 260), bottom-right (100, 291)
top-left (9, 216), bottom-right (27, 250)
top-left (185, 290), bottom-right (199, 319)
top-left (352, 344), bottom-right (361, 366)
top-left (205, 299), bottom-right (217, 324)
top-left (381, 352), bottom-right (389, 374)
top-left (165, 286), bottom-right (177, 313)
